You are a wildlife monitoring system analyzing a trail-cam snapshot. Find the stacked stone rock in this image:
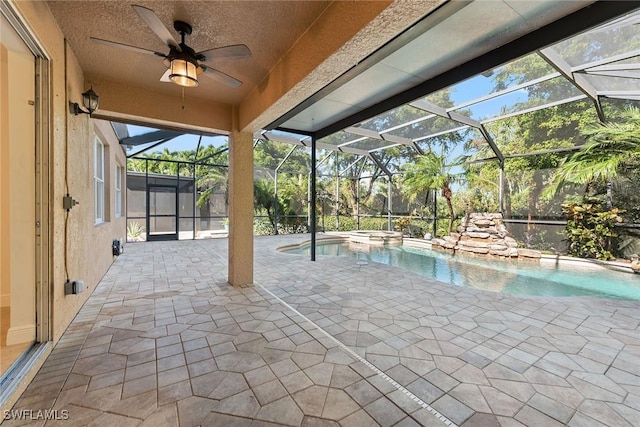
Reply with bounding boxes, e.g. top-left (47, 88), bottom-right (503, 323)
top-left (431, 212), bottom-right (541, 260)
